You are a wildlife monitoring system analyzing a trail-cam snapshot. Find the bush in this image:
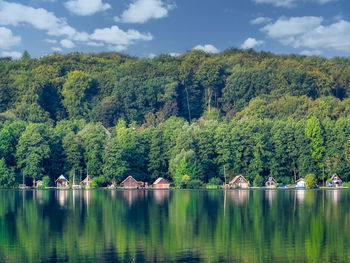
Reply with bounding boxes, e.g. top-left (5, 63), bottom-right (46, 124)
top-left (91, 176), bottom-right (108, 188)
top-left (186, 179), bottom-right (203, 189)
top-left (343, 182), bottom-right (350, 187)
top-left (253, 174), bottom-right (264, 187)
top-left (305, 174), bottom-right (317, 188)
top-left (209, 177), bottom-right (223, 186)
top-left (41, 176), bottom-right (51, 188)
top-left (280, 176), bottom-right (292, 185)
